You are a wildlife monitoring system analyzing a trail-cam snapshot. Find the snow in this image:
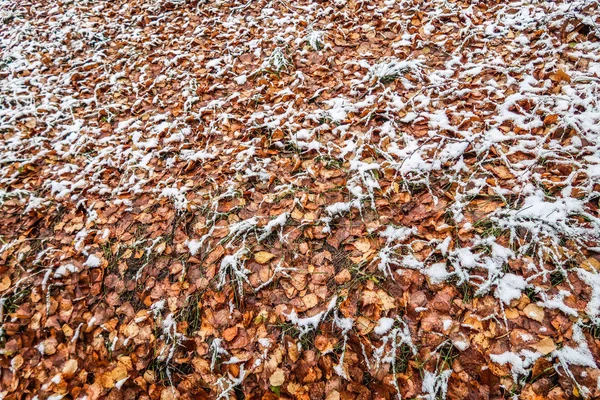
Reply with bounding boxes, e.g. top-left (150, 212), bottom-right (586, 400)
top-left (421, 369), bottom-right (451, 400)
top-left (84, 254), bottom-right (101, 268)
top-left (234, 75), bottom-right (247, 85)
top-left (577, 269), bottom-right (600, 319)
top-left (258, 212), bottom-right (289, 241)
top-left (490, 350), bottom-right (541, 382)
top-left (495, 274), bottom-right (528, 305)
top-left (187, 240), bottom-right (202, 256)
top-left (285, 296), bottom-right (338, 337)
top-left (422, 263), bottom-right (453, 284)
top-left (115, 377), bottom-right (128, 389)
top-left (374, 317), bottom-right (395, 335)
